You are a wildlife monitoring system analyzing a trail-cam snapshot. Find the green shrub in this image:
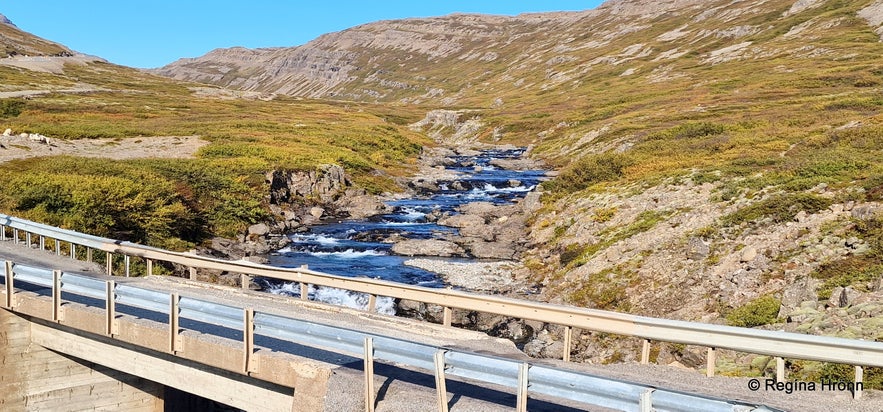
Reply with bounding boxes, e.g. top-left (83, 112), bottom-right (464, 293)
top-left (720, 193), bottom-right (833, 227)
top-left (725, 295), bottom-right (781, 327)
top-left (0, 99), bottom-right (25, 117)
top-left (544, 153), bottom-right (632, 193)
